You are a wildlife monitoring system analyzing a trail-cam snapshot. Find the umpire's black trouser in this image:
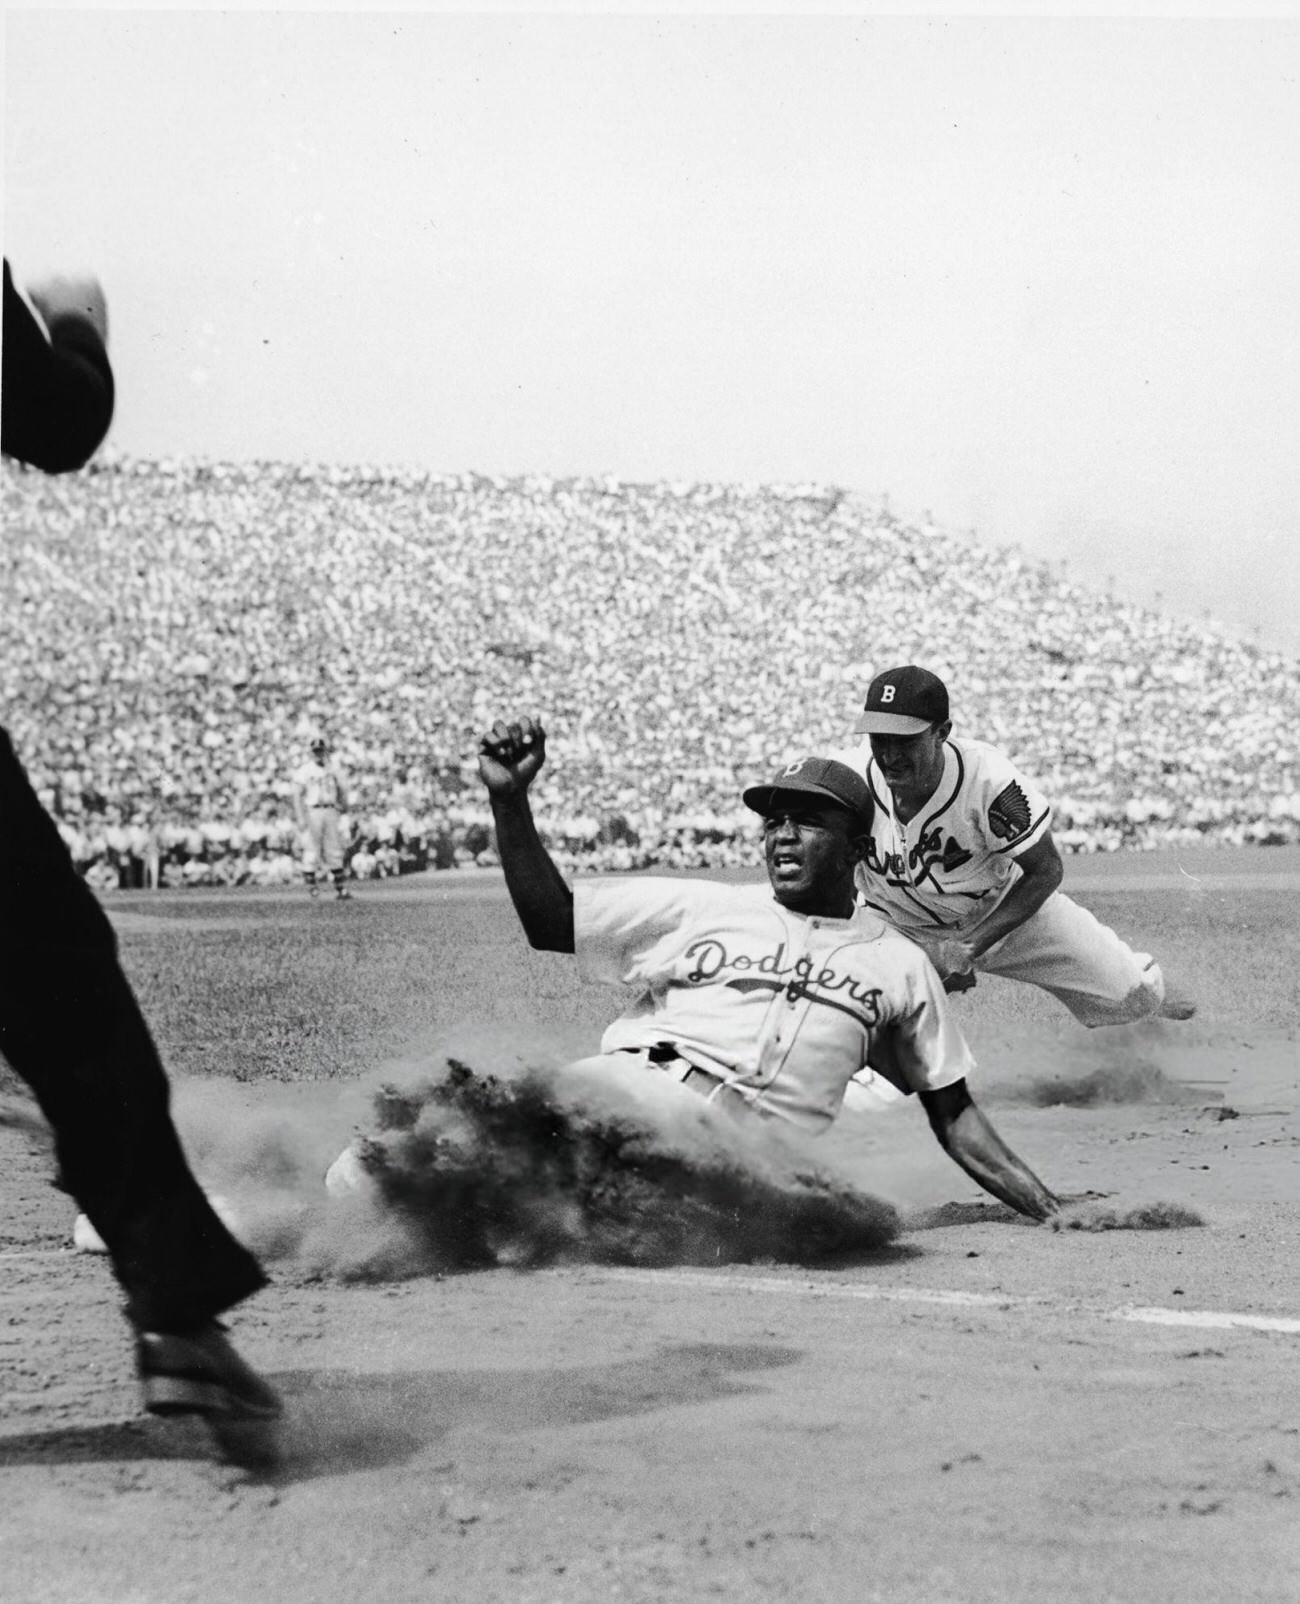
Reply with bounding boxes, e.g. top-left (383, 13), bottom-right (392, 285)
top-left (0, 729), bottom-right (266, 1332)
